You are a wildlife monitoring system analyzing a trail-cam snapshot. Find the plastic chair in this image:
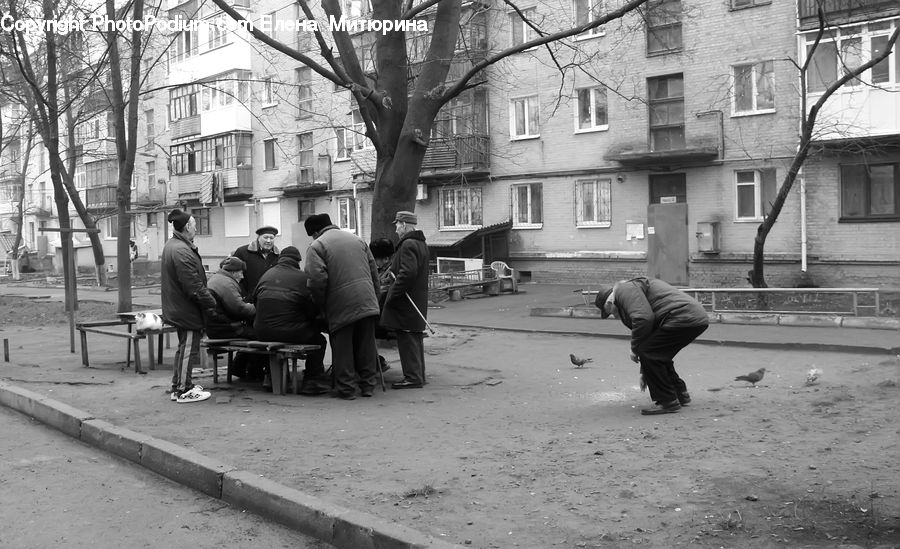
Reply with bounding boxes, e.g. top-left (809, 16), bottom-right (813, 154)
top-left (490, 261), bottom-right (518, 294)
